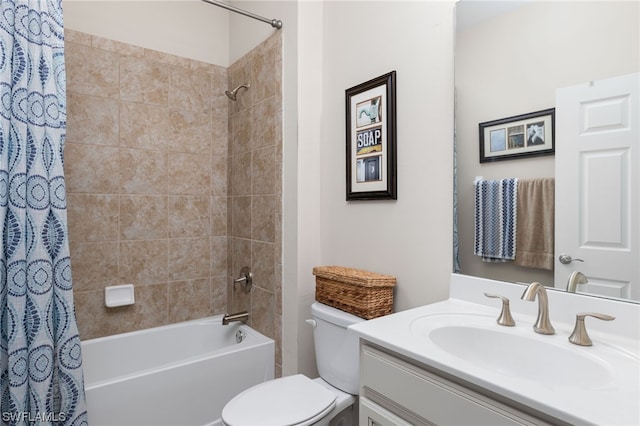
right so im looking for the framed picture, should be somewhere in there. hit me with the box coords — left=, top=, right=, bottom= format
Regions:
left=346, top=71, right=397, bottom=200
left=479, top=108, right=555, bottom=163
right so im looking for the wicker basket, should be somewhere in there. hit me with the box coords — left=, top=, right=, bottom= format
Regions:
left=312, top=266, right=396, bottom=319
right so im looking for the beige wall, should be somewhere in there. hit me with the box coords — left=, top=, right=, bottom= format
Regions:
left=318, top=1, right=455, bottom=311
left=455, top=1, right=640, bottom=285
left=63, top=1, right=231, bottom=65
left=65, top=29, right=230, bottom=339
left=65, top=29, right=283, bottom=375
left=293, top=0, right=456, bottom=378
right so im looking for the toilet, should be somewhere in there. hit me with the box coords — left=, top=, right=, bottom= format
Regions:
left=221, top=302, right=365, bottom=426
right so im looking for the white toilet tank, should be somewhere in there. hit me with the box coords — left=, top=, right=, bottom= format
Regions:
left=311, top=302, right=365, bottom=395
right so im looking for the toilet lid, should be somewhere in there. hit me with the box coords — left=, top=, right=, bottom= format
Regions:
left=222, top=374, right=337, bottom=426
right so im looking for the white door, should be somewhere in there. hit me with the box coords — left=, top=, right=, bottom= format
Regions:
left=555, top=73, right=639, bottom=301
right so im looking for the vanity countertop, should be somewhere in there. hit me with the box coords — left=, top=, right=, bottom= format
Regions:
left=349, top=274, right=640, bottom=426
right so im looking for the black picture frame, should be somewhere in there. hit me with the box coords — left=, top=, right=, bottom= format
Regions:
left=345, top=71, right=397, bottom=200
left=479, top=108, right=555, bottom=163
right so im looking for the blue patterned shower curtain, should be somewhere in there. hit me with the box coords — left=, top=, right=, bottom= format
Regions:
left=0, top=1, right=87, bottom=425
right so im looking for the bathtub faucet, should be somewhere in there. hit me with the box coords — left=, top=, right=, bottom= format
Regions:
left=222, top=311, right=249, bottom=325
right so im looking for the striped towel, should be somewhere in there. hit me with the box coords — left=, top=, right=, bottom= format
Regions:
left=474, top=178, right=518, bottom=262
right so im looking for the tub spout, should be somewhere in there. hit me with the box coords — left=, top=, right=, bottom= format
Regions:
left=222, top=311, right=249, bottom=325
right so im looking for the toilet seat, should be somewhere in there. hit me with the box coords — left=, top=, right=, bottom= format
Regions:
left=221, top=374, right=337, bottom=426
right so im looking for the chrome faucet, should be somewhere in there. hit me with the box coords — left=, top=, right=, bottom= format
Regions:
left=222, top=311, right=249, bottom=325
left=566, top=271, right=588, bottom=293
left=521, top=282, right=555, bottom=335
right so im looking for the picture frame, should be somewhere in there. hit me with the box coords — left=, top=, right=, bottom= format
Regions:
left=479, top=108, right=555, bottom=163
left=345, top=71, right=397, bottom=200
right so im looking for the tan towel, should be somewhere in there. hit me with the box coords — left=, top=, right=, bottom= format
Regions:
left=514, top=178, right=555, bottom=270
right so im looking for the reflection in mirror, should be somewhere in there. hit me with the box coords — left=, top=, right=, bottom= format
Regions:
left=454, top=1, right=639, bottom=302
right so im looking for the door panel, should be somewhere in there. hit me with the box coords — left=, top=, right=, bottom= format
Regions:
left=555, top=73, right=639, bottom=301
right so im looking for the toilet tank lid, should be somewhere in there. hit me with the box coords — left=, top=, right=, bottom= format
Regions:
left=311, top=302, right=365, bottom=327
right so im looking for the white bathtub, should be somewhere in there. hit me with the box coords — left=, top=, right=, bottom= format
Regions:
left=82, top=316, right=274, bottom=426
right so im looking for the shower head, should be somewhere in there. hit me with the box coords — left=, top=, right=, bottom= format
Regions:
left=225, top=84, right=250, bottom=101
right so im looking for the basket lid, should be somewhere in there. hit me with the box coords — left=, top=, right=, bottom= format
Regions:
left=312, top=266, right=396, bottom=287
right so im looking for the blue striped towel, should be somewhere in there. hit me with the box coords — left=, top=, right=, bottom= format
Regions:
left=474, top=178, right=518, bottom=262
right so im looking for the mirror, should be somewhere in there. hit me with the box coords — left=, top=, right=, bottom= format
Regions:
left=454, top=1, right=639, bottom=301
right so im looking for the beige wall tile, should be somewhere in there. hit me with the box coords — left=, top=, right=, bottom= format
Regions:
left=250, top=286, right=275, bottom=339
left=70, top=241, right=119, bottom=292
left=144, top=48, right=191, bottom=69
left=252, top=195, right=276, bottom=243
left=212, top=71, right=230, bottom=117
left=252, top=146, right=276, bottom=195
left=251, top=97, right=278, bottom=150
left=210, top=236, right=228, bottom=277
left=210, top=196, right=227, bottom=236
left=65, top=143, right=120, bottom=194
left=253, top=46, right=279, bottom=104
left=211, top=155, right=228, bottom=196
left=65, top=29, right=91, bottom=46
left=169, top=66, right=212, bottom=112
left=92, top=36, right=145, bottom=57
left=228, top=56, right=253, bottom=114
left=230, top=196, right=251, bottom=239
left=229, top=111, right=252, bottom=155
left=118, top=284, right=168, bottom=333
left=169, top=152, right=210, bottom=196
left=229, top=237, right=251, bottom=281
left=67, top=194, right=119, bottom=243
left=169, top=109, right=212, bottom=155
left=252, top=241, right=275, bottom=293
left=65, top=42, right=119, bottom=98
left=229, top=152, right=251, bottom=196
left=74, top=290, right=123, bottom=340
left=168, top=196, right=210, bottom=238
left=168, top=237, right=210, bottom=281
left=120, top=102, right=170, bottom=151
left=168, top=278, right=211, bottom=323
left=210, top=275, right=227, bottom=315
left=274, top=213, right=283, bottom=266
left=120, top=56, right=168, bottom=106
left=229, top=276, right=251, bottom=313
left=274, top=265, right=283, bottom=314
left=211, top=114, right=228, bottom=156
left=120, top=195, right=168, bottom=240
left=274, top=311, right=282, bottom=377
left=120, top=148, right=167, bottom=195
left=66, top=93, right=119, bottom=146
left=119, top=240, right=169, bottom=285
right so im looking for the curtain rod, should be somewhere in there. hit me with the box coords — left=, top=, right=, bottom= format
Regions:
left=201, top=0, right=283, bottom=29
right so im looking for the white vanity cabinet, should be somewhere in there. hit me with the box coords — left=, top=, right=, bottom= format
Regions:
left=359, top=344, right=556, bottom=426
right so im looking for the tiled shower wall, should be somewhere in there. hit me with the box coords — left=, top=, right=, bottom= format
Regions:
left=64, top=29, right=282, bottom=371
left=226, top=34, right=283, bottom=375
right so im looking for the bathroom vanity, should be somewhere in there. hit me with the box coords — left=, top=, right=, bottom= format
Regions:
left=349, top=274, right=640, bottom=426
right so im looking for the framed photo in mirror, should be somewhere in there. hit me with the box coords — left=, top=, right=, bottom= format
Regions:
left=345, top=71, right=397, bottom=200
left=479, top=108, right=555, bottom=163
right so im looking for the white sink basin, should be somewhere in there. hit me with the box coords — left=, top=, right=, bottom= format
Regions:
left=410, top=313, right=635, bottom=390
left=429, top=324, right=613, bottom=388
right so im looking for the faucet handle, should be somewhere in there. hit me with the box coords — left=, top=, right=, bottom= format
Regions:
left=569, top=312, right=615, bottom=346
left=233, top=266, right=253, bottom=293
left=483, top=293, right=515, bottom=326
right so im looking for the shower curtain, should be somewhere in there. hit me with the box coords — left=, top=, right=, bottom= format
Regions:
left=0, top=1, right=87, bottom=424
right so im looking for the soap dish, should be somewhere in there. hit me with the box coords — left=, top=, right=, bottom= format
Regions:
left=104, top=284, right=135, bottom=307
